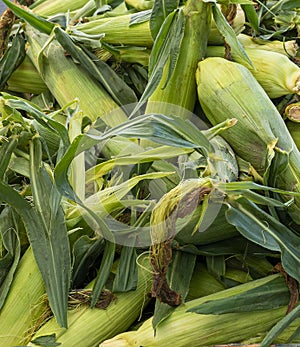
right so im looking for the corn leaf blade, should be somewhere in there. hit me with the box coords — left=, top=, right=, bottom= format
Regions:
left=91, top=240, right=115, bottom=307
left=241, top=3, right=260, bottom=34
left=4, top=97, right=70, bottom=151
left=71, top=236, right=105, bottom=288
left=150, top=0, right=179, bottom=39
left=0, top=178, right=70, bottom=327
left=131, top=10, right=184, bottom=115
left=0, top=34, right=25, bottom=90
left=0, top=136, right=18, bottom=180
left=212, top=3, right=253, bottom=69
left=226, top=198, right=300, bottom=282
left=112, top=246, right=138, bottom=292
left=0, top=208, right=21, bottom=310
left=188, top=275, right=289, bottom=314
left=261, top=305, right=300, bottom=347
left=29, top=137, right=71, bottom=328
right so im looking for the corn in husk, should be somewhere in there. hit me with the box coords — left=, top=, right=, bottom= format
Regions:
left=74, top=12, right=153, bottom=47
left=100, top=274, right=296, bottom=347
left=0, top=248, right=47, bottom=347
left=75, top=5, right=244, bottom=49
left=237, top=33, right=298, bottom=57
left=27, top=255, right=152, bottom=347
left=6, top=55, right=48, bottom=95
left=196, top=57, right=300, bottom=225
left=96, top=45, right=150, bottom=66
left=25, top=25, right=127, bottom=127
left=32, top=0, right=88, bottom=16
left=145, top=0, right=211, bottom=119
left=206, top=46, right=300, bottom=98
left=125, top=0, right=154, bottom=11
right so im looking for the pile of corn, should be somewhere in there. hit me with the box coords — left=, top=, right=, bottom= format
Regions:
left=1, top=0, right=300, bottom=346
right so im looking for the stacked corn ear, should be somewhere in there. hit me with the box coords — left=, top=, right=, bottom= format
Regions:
left=1, top=0, right=300, bottom=345
left=125, top=0, right=154, bottom=11
left=31, top=0, right=89, bottom=16
left=145, top=0, right=211, bottom=118
left=196, top=57, right=300, bottom=226
left=96, top=46, right=151, bottom=67
left=0, top=248, right=47, bottom=347
left=206, top=46, right=300, bottom=98
left=100, top=274, right=298, bottom=346
left=73, top=12, right=154, bottom=47
left=27, top=255, right=152, bottom=347
left=237, top=33, right=298, bottom=57
left=175, top=203, right=239, bottom=246
left=25, top=25, right=127, bottom=127
left=74, top=4, right=244, bottom=50
left=6, top=55, right=48, bottom=95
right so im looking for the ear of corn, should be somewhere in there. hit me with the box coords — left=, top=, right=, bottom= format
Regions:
left=206, top=46, right=300, bottom=98
left=98, top=44, right=151, bottom=66
left=28, top=254, right=152, bottom=347
left=74, top=5, right=244, bottom=50
left=196, top=57, right=300, bottom=226
left=32, top=0, right=88, bottom=16
left=25, top=25, right=127, bottom=127
left=125, top=0, right=154, bottom=11
left=237, top=33, right=298, bottom=57
left=6, top=55, right=48, bottom=95
left=0, top=248, right=47, bottom=347
left=145, top=0, right=211, bottom=118
left=175, top=204, right=239, bottom=246
left=74, top=12, right=154, bottom=47
left=100, top=274, right=294, bottom=347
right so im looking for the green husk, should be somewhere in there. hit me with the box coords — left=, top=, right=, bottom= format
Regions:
left=74, top=12, right=154, bottom=47
left=206, top=46, right=300, bottom=98
left=25, top=25, right=127, bottom=127
left=32, top=0, right=88, bottom=16
left=125, top=0, right=154, bottom=11
left=6, top=55, right=48, bottom=95
left=75, top=5, right=244, bottom=50
left=237, top=33, right=299, bottom=57
left=98, top=45, right=151, bottom=66
left=145, top=0, right=211, bottom=118
left=208, top=4, right=245, bottom=45
left=196, top=57, right=300, bottom=225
